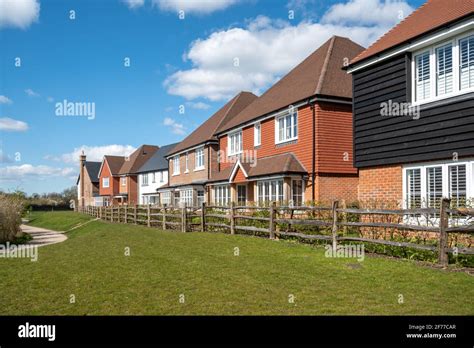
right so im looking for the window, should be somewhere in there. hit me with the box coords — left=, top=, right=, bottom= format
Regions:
left=292, top=180, right=303, bottom=207
left=195, top=147, right=205, bottom=169
left=161, top=192, right=171, bottom=206
left=173, top=192, right=180, bottom=206
left=197, top=190, right=205, bottom=206
left=436, top=43, right=453, bottom=96
left=276, top=111, right=297, bottom=143
left=214, top=185, right=230, bottom=205
left=412, top=32, right=474, bottom=104
left=180, top=189, right=193, bottom=206
left=102, top=177, right=110, bottom=188
left=142, top=174, right=148, bottom=186
left=237, top=185, right=247, bottom=205
left=173, top=156, right=180, bottom=175
left=415, top=51, right=430, bottom=101
left=406, top=169, right=421, bottom=209
left=152, top=172, right=156, bottom=183
left=459, top=35, right=474, bottom=90
left=257, top=180, right=284, bottom=204
left=427, top=166, right=443, bottom=209
left=121, top=177, right=127, bottom=186
left=254, top=123, right=261, bottom=147
left=159, top=171, right=163, bottom=183
left=228, top=131, right=242, bottom=156
left=403, top=160, right=474, bottom=210
left=449, top=164, right=467, bottom=207
left=185, top=152, right=189, bottom=172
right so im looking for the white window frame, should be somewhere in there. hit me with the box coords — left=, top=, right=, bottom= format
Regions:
left=228, top=131, right=243, bottom=156
left=195, top=147, right=205, bottom=170
left=102, top=177, right=110, bottom=188
left=179, top=188, right=193, bottom=207
left=214, top=185, right=231, bottom=206
left=254, top=123, right=261, bottom=147
left=159, top=171, right=164, bottom=183
left=173, top=155, right=180, bottom=175
left=161, top=191, right=171, bottom=206
left=121, top=176, right=127, bottom=186
left=275, top=111, right=297, bottom=144
left=411, top=31, right=474, bottom=105
left=142, top=174, right=148, bottom=186
left=185, top=152, right=189, bottom=173
left=291, top=179, right=305, bottom=206
left=402, top=158, right=474, bottom=209
left=257, top=179, right=284, bottom=204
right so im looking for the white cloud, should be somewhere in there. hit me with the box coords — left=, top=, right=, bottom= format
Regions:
left=0, top=164, right=74, bottom=181
left=122, top=0, right=145, bottom=9
left=45, top=145, right=137, bottom=164
left=186, top=101, right=211, bottom=110
left=152, top=0, right=238, bottom=14
left=0, top=95, right=12, bottom=104
left=47, top=96, right=54, bottom=103
left=163, top=117, right=186, bottom=135
left=0, top=117, right=29, bottom=132
left=165, top=0, right=413, bottom=101
left=0, top=0, right=40, bottom=29
left=25, top=88, right=39, bottom=97
left=0, top=150, right=14, bottom=163
left=321, top=0, right=413, bottom=27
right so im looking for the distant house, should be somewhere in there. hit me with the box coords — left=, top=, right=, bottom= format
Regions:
left=98, top=145, right=159, bottom=205
left=77, top=152, right=102, bottom=207
left=211, top=36, right=365, bottom=205
left=136, top=143, right=178, bottom=205
left=160, top=92, right=257, bottom=207
left=347, top=0, right=474, bottom=208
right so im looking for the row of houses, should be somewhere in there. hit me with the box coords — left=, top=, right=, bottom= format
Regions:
left=77, top=0, right=474, bottom=209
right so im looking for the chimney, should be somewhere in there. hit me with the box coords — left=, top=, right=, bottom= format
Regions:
left=80, top=151, right=86, bottom=207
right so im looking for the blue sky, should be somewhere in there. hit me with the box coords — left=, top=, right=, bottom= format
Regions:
left=0, top=0, right=424, bottom=194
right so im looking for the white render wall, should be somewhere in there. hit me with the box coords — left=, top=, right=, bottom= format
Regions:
left=138, top=170, right=169, bottom=205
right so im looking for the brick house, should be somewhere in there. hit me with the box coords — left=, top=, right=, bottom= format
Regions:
left=159, top=92, right=257, bottom=206
left=347, top=0, right=474, bottom=208
left=76, top=152, right=102, bottom=207
left=209, top=36, right=365, bottom=205
left=98, top=145, right=159, bottom=205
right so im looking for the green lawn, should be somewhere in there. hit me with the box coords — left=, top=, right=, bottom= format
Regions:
left=1, top=211, right=473, bottom=315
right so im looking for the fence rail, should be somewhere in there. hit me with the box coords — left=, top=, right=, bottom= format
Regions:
left=78, top=198, right=474, bottom=266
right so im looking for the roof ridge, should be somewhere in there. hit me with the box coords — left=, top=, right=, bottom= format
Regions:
left=213, top=93, right=242, bottom=133
left=315, top=36, right=336, bottom=95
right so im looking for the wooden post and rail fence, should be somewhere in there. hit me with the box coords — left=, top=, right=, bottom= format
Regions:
left=77, top=198, right=474, bottom=266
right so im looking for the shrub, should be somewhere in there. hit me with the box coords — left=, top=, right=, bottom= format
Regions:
left=0, top=194, right=25, bottom=243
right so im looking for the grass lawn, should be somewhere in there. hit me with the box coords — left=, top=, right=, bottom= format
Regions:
left=1, top=211, right=473, bottom=315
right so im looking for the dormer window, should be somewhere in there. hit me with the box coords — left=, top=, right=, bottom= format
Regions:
left=412, top=32, right=474, bottom=104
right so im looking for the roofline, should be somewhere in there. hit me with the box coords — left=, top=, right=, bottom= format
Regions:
left=165, top=140, right=218, bottom=158
left=347, top=15, right=474, bottom=73
left=216, top=94, right=352, bottom=137
left=228, top=159, right=249, bottom=183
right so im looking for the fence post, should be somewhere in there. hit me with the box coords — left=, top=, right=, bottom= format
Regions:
left=269, top=201, right=276, bottom=239
left=341, top=199, right=347, bottom=236
left=230, top=201, right=235, bottom=235
left=201, top=202, right=206, bottom=232
left=147, top=204, right=151, bottom=227
left=134, top=205, right=137, bottom=225
left=331, top=201, right=339, bottom=252
left=181, top=205, right=187, bottom=233
left=438, top=198, right=450, bottom=266
left=124, top=205, right=128, bottom=224
left=162, top=206, right=167, bottom=230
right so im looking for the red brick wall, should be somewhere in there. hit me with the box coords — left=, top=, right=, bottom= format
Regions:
left=99, top=161, right=114, bottom=196
left=358, top=165, right=403, bottom=206
left=316, top=175, right=359, bottom=203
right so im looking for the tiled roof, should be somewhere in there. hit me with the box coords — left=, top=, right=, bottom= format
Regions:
left=119, top=145, right=159, bottom=175
left=167, top=92, right=257, bottom=156
left=76, top=161, right=101, bottom=184
left=136, top=143, right=178, bottom=173
left=350, top=0, right=474, bottom=65
left=217, top=36, right=365, bottom=134
left=104, top=155, right=126, bottom=175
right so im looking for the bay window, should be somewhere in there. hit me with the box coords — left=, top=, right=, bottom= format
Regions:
left=292, top=179, right=304, bottom=206
left=180, top=189, right=193, bottom=206
left=214, top=185, right=230, bottom=205
left=257, top=180, right=284, bottom=204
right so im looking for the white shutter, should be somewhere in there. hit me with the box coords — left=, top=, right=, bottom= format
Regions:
left=460, top=35, right=474, bottom=90
left=427, top=167, right=443, bottom=208
left=436, top=43, right=453, bottom=96
left=449, top=165, right=467, bottom=207
left=407, top=169, right=421, bottom=209
left=416, top=51, right=431, bottom=100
